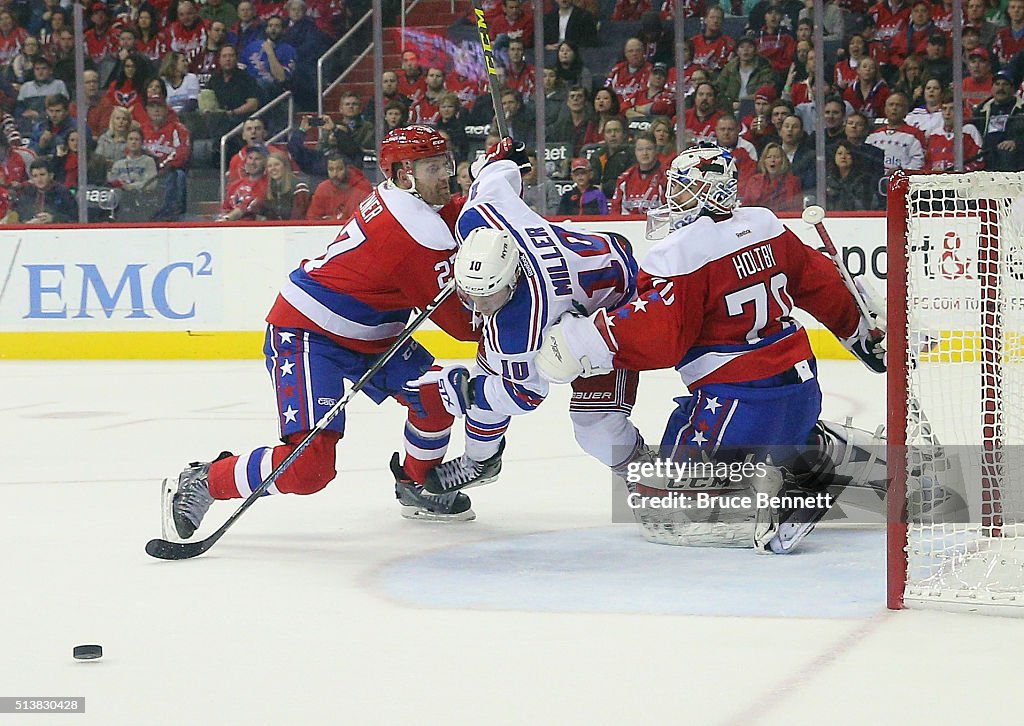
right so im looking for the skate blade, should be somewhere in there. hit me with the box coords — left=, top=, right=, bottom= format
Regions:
left=159, top=476, right=183, bottom=543
left=399, top=505, right=476, bottom=522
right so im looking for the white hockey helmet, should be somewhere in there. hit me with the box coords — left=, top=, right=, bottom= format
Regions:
left=647, top=143, right=739, bottom=238
left=455, top=227, right=521, bottom=316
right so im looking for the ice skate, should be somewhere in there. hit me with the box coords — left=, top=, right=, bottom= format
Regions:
left=391, top=453, right=475, bottom=522
left=161, top=452, right=231, bottom=540
left=422, top=439, right=505, bottom=495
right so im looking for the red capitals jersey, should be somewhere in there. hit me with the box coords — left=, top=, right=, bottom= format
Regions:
left=188, top=46, right=221, bottom=88
left=610, top=163, right=666, bottom=215
left=0, top=147, right=27, bottom=187
left=306, top=174, right=374, bottom=220
left=691, top=33, right=735, bottom=73
left=868, top=0, right=911, bottom=45
left=308, top=0, right=349, bottom=37
left=659, top=0, right=704, bottom=21
left=993, top=27, right=1024, bottom=66
left=490, top=10, right=534, bottom=46
left=138, top=33, right=169, bottom=62
left=594, top=207, right=860, bottom=387
left=223, top=174, right=269, bottom=217
left=266, top=183, right=478, bottom=354
left=84, top=26, right=117, bottom=63
left=505, top=62, right=536, bottom=104
left=756, top=29, right=796, bottom=72
left=142, top=118, right=191, bottom=169
left=926, top=128, right=983, bottom=171
left=398, top=70, right=427, bottom=106
left=843, top=79, right=891, bottom=120
left=605, top=62, right=651, bottom=105
left=165, top=19, right=208, bottom=55
left=228, top=143, right=296, bottom=183
left=409, top=96, right=440, bottom=124
left=611, top=0, right=652, bottom=20
left=445, top=76, right=482, bottom=110
left=684, top=107, right=723, bottom=143
left=0, top=27, right=28, bottom=65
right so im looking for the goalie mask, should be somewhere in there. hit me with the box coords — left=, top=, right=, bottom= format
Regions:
left=454, top=228, right=521, bottom=316
left=647, top=144, right=739, bottom=239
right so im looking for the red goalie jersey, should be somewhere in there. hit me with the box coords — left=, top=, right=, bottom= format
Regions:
left=595, top=207, right=861, bottom=386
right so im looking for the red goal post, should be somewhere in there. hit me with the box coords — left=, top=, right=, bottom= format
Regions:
left=887, top=170, right=1024, bottom=615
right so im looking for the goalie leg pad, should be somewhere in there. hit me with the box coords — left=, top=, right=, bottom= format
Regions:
left=798, top=418, right=888, bottom=494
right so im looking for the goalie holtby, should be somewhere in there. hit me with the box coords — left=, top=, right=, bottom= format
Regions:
left=535, top=143, right=890, bottom=554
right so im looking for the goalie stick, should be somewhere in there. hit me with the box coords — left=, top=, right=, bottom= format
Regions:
left=145, top=280, right=456, bottom=561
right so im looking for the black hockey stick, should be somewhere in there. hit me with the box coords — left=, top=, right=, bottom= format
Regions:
left=471, top=0, right=509, bottom=139
left=145, top=281, right=456, bottom=561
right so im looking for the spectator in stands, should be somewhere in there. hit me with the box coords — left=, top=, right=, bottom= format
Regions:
left=740, top=141, right=802, bottom=211
left=553, top=41, right=593, bottom=91
left=926, top=91, right=984, bottom=172
left=542, top=66, right=569, bottom=123
left=491, top=0, right=534, bottom=49
left=16, top=158, right=77, bottom=223
left=306, top=152, right=372, bottom=220
left=383, top=100, right=409, bottom=132
left=104, top=52, right=152, bottom=117
left=906, top=77, right=944, bottom=135
left=9, top=35, right=44, bottom=86
left=778, top=113, right=816, bottom=189
left=327, top=92, right=374, bottom=163
left=586, top=116, right=632, bottom=198
left=888, top=0, right=939, bottom=67
left=866, top=91, right=926, bottom=176
left=821, top=97, right=848, bottom=147
left=742, top=85, right=778, bottom=148
left=259, top=151, right=310, bottom=220
left=0, top=133, right=27, bottom=189
left=142, top=97, right=191, bottom=220
left=522, top=147, right=561, bottom=214
left=366, top=70, right=413, bottom=123
left=0, top=11, right=28, bottom=68
left=826, top=140, right=880, bottom=210
left=410, top=67, right=446, bottom=124
left=843, top=56, right=890, bottom=120
left=842, top=110, right=886, bottom=181
left=966, top=0, right=999, bottom=50
left=228, top=116, right=291, bottom=181
left=612, top=0, right=652, bottom=21
left=963, top=49, right=995, bottom=114
left=17, top=58, right=67, bottom=127
left=756, top=6, right=796, bottom=83
left=606, top=38, right=651, bottom=108
left=691, top=6, right=735, bottom=75
left=51, top=28, right=90, bottom=95
left=29, top=93, right=73, bottom=156
left=593, top=87, right=623, bottom=130
left=136, top=9, right=168, bottom=63
left=432, top=92, right=469, bottom=162
left=189, top=21, right=228, bottom=90
left=111, top=26, right=144, bottom=80
left=167, top=1, right=210, bottom=57
left=785, top=48, right=830, bottom=132
left=798, top=0, right=844, bottom=41
left=920, top=34, right=952, bottom=89
left=717, top=37, right=774, bottom=113
left=974, top=70, right=1024, bottom=172
left=623, top=63, right=672, bottom=119
left=84, top=3, right=117, bottom=68
left=994, top=0, right=1024, bottom=67
left=283, top=0, right=329, bottom=110
left=637, top=10, right=673, bottom=66
left=504, top=39, right=536, bottom=104
left=107, top=128, right=159, bottom=220
left=94, top=106, right=133, bottom=181
left=550, top=85, right=600, bottom=155
left=452, top=160, right=472, bottom=206
left=162, top=52, right=201, bottom=114
left=202, top=45, right=261, bottom=138
left=397, top=50, right=426, bottom=104
left=242, top=15, right=296, bottom=102
left=220, top=144, right=268, bottom=220
left=610, top=132, right=666, bottom=215
left=497, top=88, right=535, bottom=143
left=543, top=0, right=599, bottom=50
left=715, top=113, right=759, bottom=181
left=892, top=54, right=926, bottom=105
left=649, top=115, right=677, bottom=164
left=685, top=82, right=723, bottom=143
left=834, top=34, right=869, bottom=90
left=80, top=69, right=111, bottom=139
left=202, top=0, right=237, bottom=27
left=233, top=2, right=264, bottom=54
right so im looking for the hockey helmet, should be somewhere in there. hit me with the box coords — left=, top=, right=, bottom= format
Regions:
left=647, top=143, right=738, bottom=238
left=378, top=125, right=454, bottom=181
left=454, top=227, right=521, bottom=316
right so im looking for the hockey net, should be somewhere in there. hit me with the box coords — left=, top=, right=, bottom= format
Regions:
left=888, top=171, right=1024, bottom=615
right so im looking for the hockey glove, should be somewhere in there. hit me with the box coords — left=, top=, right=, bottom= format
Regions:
left=843, top=317, right=887, bottom=374
left=535, top=311, right=615, bottom=384
left=404, top=365, right=475, bottom=418
left=470, top=137, right=531, bottom=180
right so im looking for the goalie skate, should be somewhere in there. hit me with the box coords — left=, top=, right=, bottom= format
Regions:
left=422, top=439, right=505, bottom=495
left=391, top=453, right=475, bottom=522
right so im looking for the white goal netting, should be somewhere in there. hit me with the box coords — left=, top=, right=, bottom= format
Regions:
left=895, top=172, right=1024, bottom=614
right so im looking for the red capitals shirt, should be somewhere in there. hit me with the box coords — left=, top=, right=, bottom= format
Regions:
left=223, top=174, right=269, bottom=217
left=594, top=207, right=860, bottom=387
left=490, top=10, right=534, bottom=46
left=84, top=26, right=117, bottom=63
left=306, top=172, right=374, bottom=220
left=505, top=62, right=536, bottom=104
left=610, top=162, right=667, bottom=215
left=843, top=79, right=891, bottom=120
left=756, top=29, right=796, bottom=73
left=605, top=61, right=651, bottom=105
left=993, top=26, right=1024, bottom=66
left=165, top=19, right=209, bottom=55
left=691, top=33, right=735, bottom=73
left=0, top=27, right=28, bottom=65
left=684, top=107, right=723, bottom=143
left=926, top=128, right=983, bottom=171
left=142, top=118, right=191, bottom=169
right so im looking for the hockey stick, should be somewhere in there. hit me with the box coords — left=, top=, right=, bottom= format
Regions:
left=145, top=280, right=456, bottom=561
left=471, top=0, right=509, bottom=139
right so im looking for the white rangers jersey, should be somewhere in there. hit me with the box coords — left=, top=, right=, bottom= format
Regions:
left=456, top=160, right=638, bottom=417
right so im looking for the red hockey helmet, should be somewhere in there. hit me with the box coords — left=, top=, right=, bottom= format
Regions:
left=378, top=125, right=452, bottom=180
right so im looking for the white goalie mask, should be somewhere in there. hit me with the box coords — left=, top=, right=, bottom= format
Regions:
left=455, top=227, right=521, bottom=316
left=646, top=144, right=739, bottom=239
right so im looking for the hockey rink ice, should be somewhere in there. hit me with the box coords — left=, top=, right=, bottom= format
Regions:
left=3, top=358, right=1024, bottom=725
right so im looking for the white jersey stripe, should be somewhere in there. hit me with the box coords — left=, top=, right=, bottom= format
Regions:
left=279, top=278, right=408, bottom=341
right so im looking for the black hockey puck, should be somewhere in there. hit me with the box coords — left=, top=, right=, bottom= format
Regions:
left=73, top=644, right=102, bottom=660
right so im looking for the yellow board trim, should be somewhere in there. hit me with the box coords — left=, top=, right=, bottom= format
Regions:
left=0, top=329, right=854, bottom=361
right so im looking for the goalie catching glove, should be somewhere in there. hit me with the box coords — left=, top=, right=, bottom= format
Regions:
left=535, top=311, right=617, bottom=384
left=404, top=365, right=476, bottom=417
left=470, top=137, right=531, bottom=180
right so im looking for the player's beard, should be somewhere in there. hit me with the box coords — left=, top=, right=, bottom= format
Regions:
left=418, top=180, right=452, bottom=208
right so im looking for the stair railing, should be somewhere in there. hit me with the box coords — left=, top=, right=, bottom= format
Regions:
left=219, top=90, right=295, bottom=202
